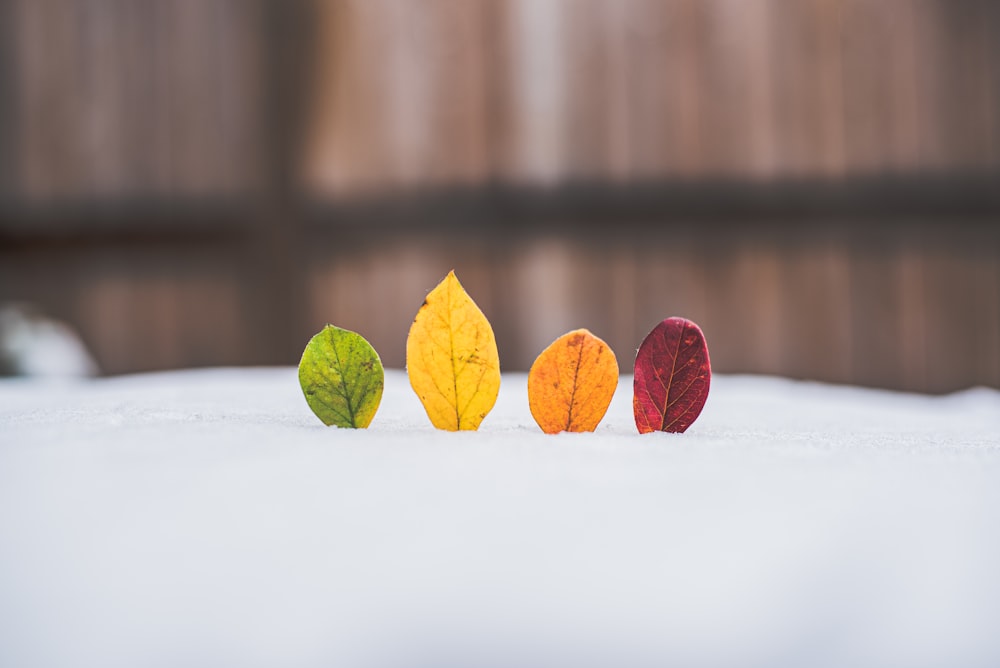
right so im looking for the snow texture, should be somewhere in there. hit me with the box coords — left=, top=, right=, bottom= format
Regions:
left=1, top=368, right=999, bottom=668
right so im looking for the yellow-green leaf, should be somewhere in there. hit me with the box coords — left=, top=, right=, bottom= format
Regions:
left=406, top=270, right=500, bottom=431
left=299, top=325, right=384, bottom=428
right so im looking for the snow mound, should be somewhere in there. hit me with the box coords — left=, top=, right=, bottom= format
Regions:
left=2, top=369, right=999, bottom=668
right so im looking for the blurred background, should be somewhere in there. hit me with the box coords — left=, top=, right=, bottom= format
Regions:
left=0, top=0, right=998, bottom=392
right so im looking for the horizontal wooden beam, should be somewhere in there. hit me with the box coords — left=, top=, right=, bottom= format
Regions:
left=301, top=173, right=1000, bottom=231
left=2, top=172, right=999, bottom=244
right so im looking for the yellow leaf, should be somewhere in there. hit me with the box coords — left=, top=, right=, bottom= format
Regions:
left=406, top=270, right=501, bottom=431
left=527, top=329, right=619, bottom=434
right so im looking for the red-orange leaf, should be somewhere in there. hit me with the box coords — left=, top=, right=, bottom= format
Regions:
left=528, top=329, right=619, bottom=434
left=633, top=317, right=711, bottom=434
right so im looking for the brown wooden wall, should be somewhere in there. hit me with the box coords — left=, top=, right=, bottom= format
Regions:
left=1, top=0, right=999, bottom=393
left=305, top=0, right=1000, bottom=190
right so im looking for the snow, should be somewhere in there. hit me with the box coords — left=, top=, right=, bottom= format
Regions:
left=0, top=304, right=98, bottom=378
left=1, top=368, right=999, bottom=668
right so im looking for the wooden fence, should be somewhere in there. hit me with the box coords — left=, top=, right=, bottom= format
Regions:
left=1, top=0, right=998, bottom=392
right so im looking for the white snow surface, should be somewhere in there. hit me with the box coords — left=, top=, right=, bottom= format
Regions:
left=1, top=368, right=999, bottom=668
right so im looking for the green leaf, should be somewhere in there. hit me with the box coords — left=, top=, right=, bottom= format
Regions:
left=299, top=325, right=384, bottom=428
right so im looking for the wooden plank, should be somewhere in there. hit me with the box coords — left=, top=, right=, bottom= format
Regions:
left=659, top=0, right=704, bottom=176
left=606, top=242, right=640, bottom=359
left=305, top=0, right=492, bottom=195
left=920, top=237, right=991, bottom=392
left=927, top=0, right=995, bottom=170
left=698, top=235, right=784, bottom=375
left=0, top=0, right=15, bottom=199
left=989, top=1, right=1000, bottom=165
left=911, top=0, right=962, bottom=170
left=162, top=0, right=220, bottom=195
left=117, top=0, right=162, bottom=195
left=632, top=232, right=712, bottom=366
left=778, top=235, right=853, bottom=383
left=561, top=0, right=613, bottom=180
left=849, top=236, right=907, bottom=389
left=977, top=243, right=1000, bottom=388
left=897, top=240, right=928, bottom=392
left=841, top=0, right=921, bottom=172
left=14, top=0, right=72, bottom=198
left=618, top=0, right=695, bottom=178
left=78, top=268, right=134, bottom=373
left=497, top=235, right=579, bottom=367
left=214, top=0, right=266, bottom=195
left=767, top=0, right=845, bottom=177
left=696, top=0, right=775, bottom=178
left=564, top=240, right=626, bottom=360
left=494, top=0, right=570, bottom=184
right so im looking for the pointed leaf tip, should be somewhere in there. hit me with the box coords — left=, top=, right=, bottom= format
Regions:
left=633, top=317, right=711, bottom=434
left=406, top=271, right=501, bottom=431
left=528, top=329, right=619, bottom=434
left=299, top=325, right=384, bottom=428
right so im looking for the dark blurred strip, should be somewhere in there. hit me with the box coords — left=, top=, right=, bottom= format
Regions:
left=299, top=173, right=1000, bottom=232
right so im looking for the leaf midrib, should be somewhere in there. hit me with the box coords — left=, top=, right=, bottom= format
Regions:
left=565, top=337, right=586, bottom=431
left=659, top=323, right=685, bottom=431
left=447, top=277, right=461, bottom=429
left=328, top=330, right=357, bottom=427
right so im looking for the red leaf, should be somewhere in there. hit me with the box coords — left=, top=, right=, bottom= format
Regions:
left=633, top=317, right=711, bottom=434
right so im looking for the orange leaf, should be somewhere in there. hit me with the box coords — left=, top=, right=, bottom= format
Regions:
left=527, top=329, right=619, bottom=434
